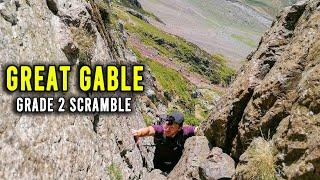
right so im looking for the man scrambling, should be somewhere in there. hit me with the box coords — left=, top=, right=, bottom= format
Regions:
left=132, top=111, right=197, bottom=173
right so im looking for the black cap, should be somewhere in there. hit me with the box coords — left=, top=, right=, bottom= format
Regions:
left=167, top=111, right=184, bottom=125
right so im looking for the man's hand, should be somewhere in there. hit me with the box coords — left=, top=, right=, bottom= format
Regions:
left=131, top=126, right=156, bottom=144
left=131, top=129, right=140, bottom=144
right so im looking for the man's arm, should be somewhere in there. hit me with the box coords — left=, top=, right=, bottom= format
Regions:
left=132, top=126, right=156, bottom=137
left=132, top=126, right=156, bottom=144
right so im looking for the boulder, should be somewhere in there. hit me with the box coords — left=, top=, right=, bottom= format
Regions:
left=126, top=9, right=149, bottom=23
left=199, top=148, right=235, bottom=180
left=168, top=136, right=235, bottom=180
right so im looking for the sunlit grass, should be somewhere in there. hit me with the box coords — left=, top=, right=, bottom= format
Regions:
left=231, top=34, right=257, bottom=48
left=236, top=138, right=277, bottom=180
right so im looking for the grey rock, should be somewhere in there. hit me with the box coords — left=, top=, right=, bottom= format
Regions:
left=126, top=8, right=149, bottom=23
left=124, top=0, right=142, bottom=9
left=199, top=148, right=235, bottom=180
left=146, top=89, right=156, bottom=100
left=142, top=169, right=167, bottom=180
left=168, top=136, right=210, bottom=179
left=0, top=0, right=153, bottom=179
left=0, top=1, right=18, bottom=25
left=168, top=136, right=235, bottom=180
left=192, top=90, right=202, bottom=98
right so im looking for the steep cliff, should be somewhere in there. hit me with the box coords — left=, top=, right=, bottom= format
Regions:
left=201, top=0, right=320, bottom=178
left=0, top=0, right=153, bottom=179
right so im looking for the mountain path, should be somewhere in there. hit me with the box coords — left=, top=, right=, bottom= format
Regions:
left=129, top=35, right=224, bottom=92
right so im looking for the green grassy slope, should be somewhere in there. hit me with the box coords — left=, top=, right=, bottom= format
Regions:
left=113, top=6, right=234, bottom=85
left=133, top=48, right=200, bottom=125
left=110, top=4, right=232, bottom=125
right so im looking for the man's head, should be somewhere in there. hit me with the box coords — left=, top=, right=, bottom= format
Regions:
left=163, top=111, right=184, bottom=137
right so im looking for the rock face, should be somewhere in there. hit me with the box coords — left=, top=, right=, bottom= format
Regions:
left=126, top=0, right=142, bottom=8
left=142, top=169, right=167, bottom=180
left=168, top=136, right=235, bottom=180
left=0, top=0, right=153, bottom=179
left=119, top=0, right=142, bottom=9
left=201, top=0, right=320, bottom=178
left=199, top=147, right=236, bottom=180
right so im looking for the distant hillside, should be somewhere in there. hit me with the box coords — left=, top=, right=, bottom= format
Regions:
left=138, top=0, right=297, bottom=68
left=241, top=0, right=299, bottom=17
left=138, top=0, right=272, bottom=68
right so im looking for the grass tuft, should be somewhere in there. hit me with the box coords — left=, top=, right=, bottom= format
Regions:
left=236, top=137, right=277, bottom=180
left=107, top=163, right=123, bottom=180
left=70, top=27, right=96, bottom=64
left=142, top=113, right=153, bottom=126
